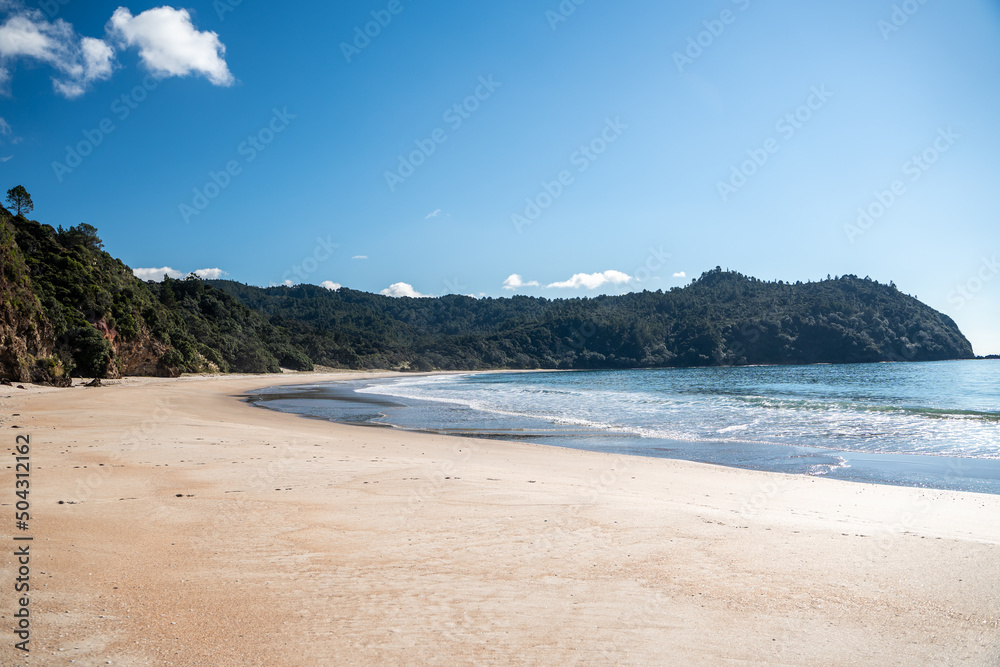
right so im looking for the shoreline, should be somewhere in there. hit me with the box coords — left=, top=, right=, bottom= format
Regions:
left=2, top=372, right=999, bottom=665
left=249, top=369, right=1000, bottom=497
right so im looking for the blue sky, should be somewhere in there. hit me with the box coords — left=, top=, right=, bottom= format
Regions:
left=1, top=0, right=999, bottom=354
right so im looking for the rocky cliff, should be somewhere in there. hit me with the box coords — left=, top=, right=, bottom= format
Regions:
left=1, top=210, right=307, bottom=381
left=0, top=211, right=69, bottom=384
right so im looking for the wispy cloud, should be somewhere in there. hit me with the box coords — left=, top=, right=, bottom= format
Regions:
left=351, top=255, right=368, bottom=260
left=0, top=116, right=18, bottom=161
left=0, top=5, right=234, bottom=97
left=547, top=270, right=632, bottom=290
left=0, top=9, right=114, bottom=97
left=0, top=117, right=10, bottom=162
left=380, top=282, right=430, bottom=298
left=424, top=209, right=442, bottom=219
left=502, top=274, right=539, bottom=290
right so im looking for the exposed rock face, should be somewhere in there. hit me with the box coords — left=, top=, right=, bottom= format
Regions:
left=108, top=327, right=177, bottom=378
left=1, top=212, right=183, bottom=383
left=6, top=212, right=297, bottom=378
left=0, top=213, right=69, bottom=385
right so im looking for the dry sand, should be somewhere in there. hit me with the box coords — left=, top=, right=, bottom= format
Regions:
left=1, top=372, right=998, bottom=666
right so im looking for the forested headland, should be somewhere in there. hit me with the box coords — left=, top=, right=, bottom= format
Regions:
left=0, top=207, right=975, bottom=383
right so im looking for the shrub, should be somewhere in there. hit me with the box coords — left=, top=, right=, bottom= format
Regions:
left=66, top=326, right=112, bottom=377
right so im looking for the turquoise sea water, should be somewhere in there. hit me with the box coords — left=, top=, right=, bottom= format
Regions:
left=248, top=360, right=1000, bottom=495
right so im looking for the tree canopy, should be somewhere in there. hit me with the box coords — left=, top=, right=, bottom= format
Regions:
left=0, top=212, right=976, bottom=380
left=5, top=185, right=33, bottom=217
left=4, top=213, right=311, bottom=378
left=209, top=266, right=974, bottom=371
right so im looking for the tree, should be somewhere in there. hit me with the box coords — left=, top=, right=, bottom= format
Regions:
left=5, top=185, right=33, bottom=217
left=66, top=326, right=112, bottom=378
left=59, top=222, right=103, bottom=251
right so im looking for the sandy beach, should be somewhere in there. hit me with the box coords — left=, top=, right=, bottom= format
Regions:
left=2, top=372, right=998, bottom=666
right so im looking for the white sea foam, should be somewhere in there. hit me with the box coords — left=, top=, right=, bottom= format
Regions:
left=352, top=367, right=1000, bottom=460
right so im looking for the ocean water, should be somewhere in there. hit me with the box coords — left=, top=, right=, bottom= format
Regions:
left=248, top=360, right=1000, bottom=495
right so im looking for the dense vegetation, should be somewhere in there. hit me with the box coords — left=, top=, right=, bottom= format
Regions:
left=2, top=210, right=311, bottom=379
left=210, top=268, right=974, bottom=371
left=0, top=207, right=58, bottom=383
left=0, top=205, right=975, bottom=382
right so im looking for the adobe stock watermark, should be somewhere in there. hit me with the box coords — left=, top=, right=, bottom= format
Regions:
left=633, top=245, right=671, bottom=285
left=511, top=117, right=628, bottom=233
left=717, top=85, right=833, bottom=202
left=673, top=0, right=752, bottom=73
left=551, top=247, right=671, bottom=357
left=214, top=0, right=246, bottom=21
left=442, top=276, right=469, bottom=295
left=718, top=323, right=763, bottom=367
left=531, top=456, right=631, bottom=555
left=179, top=107, right=296, bottom=224
left=843, top=127, right=958, bottom=243
left=864, top=457, right=972, bottom=559
left=70, top=400, right=173, bottom=504
left=860, top=489, right=937, bottom=563
left=878, top=0, right=932, bottom=41
left=384, top=75, right=501, bottom=192
left=340, top=0, right=416, bottom=63
left=546, top=0, right=587, bottom=31
left=281, top=236, right=340, bottom=285
left=737, top=474, right=789, bottom=521
left=51, top=76, right=160, bottom=183
left=948, top=255, right=999, bottom=310
left=404, top=443, right=478, bottom=515
left=246, top=440, right=303, bottom=493
left=38, top=0, right=72, bottom=19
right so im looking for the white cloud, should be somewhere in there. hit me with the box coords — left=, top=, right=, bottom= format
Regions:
left=424, top=209, right=442, bottom=219
left=81, top=36, right=113, bottom=79
left=194, top=267, right=225, bottom=280
left=547, top=270, right=633, bottom=290
left=320, top=281, right=341, bottom=291
left=0, top=5, right=234, bottom=96
left=133, top=266, right=184, bottom=281
left=107, top=7, right=233, bottom=86
left=380, top=282, right=429, bottom=298
left=351, top=255, right=368, bottom=260
left=0, top=9, right=114, bottom=97
left=673, top=271, right=687, bottom=278
left=0, top=155, right=11, bottom=162
left=0, top=117, right=10, bottom=137
left=132, top=266, right=225, bottom=281
left=502, top=274, right=539, bottom=290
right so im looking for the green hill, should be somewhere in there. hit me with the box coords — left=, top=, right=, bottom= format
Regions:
left=0, top=210, right=310, bottom=382
left=0, top=210, right=975, bottom=382
left=210, top=268, right=974, bottom=371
